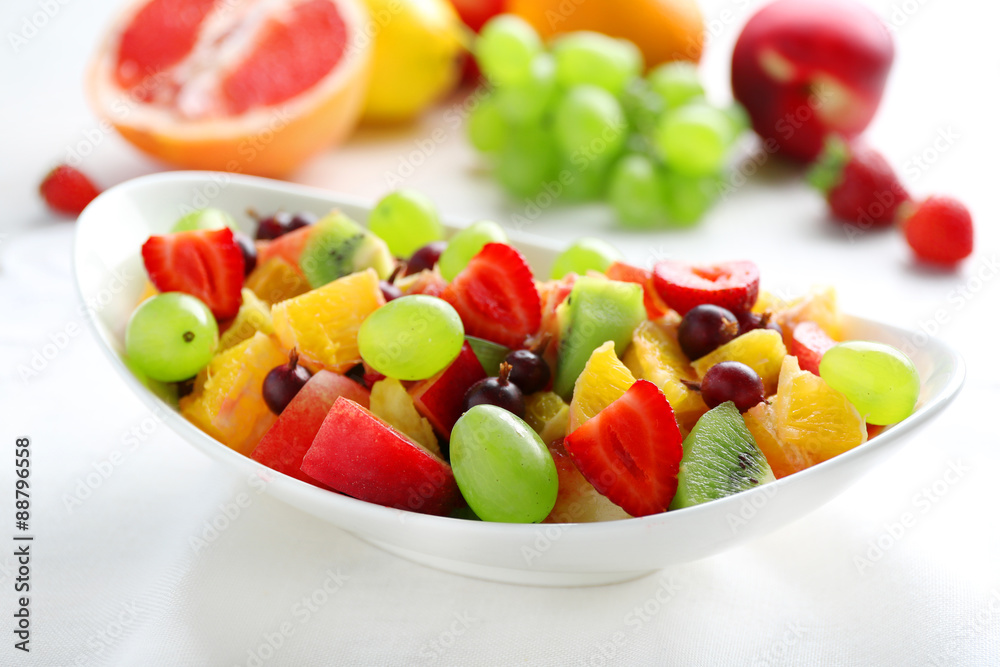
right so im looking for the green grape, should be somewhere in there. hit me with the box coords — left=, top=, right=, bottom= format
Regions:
left=660, top=169, right=721, bottom=227
left=724, top=102, right=751, bottom=139
left=621, top=77, right=666, bottom=137
left=125, top=292, right=218, bottom=383
left=474, top=15, right=542, bottom=87
left=559, top=157, right=609, bottom=203
left=358, top=295, right=464, bottom=381
left=496, top=124, right=558, bottom=200
left=819, top=342, right=920, bottom=426
left=171, top=208, right=235, bottom=232
left=467, top=93, right=506, bottom=153
left=647, top=61, right=705, bottom=110
left=550, top=237, right=623, bottom=279
left=495, top=54, right=557, bottom=125
left=552, top=32, right=643, bottom=96
left=553, top=85, right=627, bottom=165
left=608, top=154, right=663, bottom=229
left=450, top=404, right=558, bottom=523
left=654, top=104, right=733, bottom=177
left=466, top=336, right=510, bottom=377
left=438, top=220, right=508, bottom=281
left=367, top=190, right=444, bottom=258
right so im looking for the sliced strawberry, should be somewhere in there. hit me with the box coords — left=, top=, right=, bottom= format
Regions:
left=142, top=228, right=245, bottom=320
left=789, top=321, right=837, bottom=375
left=652, top=260, right=759, bottom=316
left=39, top=164, right=101, bottom=216
left=564, top=379, right=684, bottom=517
left=442, top=243, right=542, bottom=349
left=605, top=261, right=670, bottom=320
left=256, top=222, right=313, bottom=271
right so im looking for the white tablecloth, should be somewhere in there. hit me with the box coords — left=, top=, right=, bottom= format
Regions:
left=2, top=0, right=999, bottom=664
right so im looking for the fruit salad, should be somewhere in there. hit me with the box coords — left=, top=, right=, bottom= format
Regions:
left=123, top=192, right=922, bottom=523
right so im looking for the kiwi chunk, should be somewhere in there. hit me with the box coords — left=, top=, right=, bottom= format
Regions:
left=298, top=211, right=394, bottom=288
left=670, top=401, right=775, bottom=509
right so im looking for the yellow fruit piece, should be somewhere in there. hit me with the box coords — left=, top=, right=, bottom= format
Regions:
left=752, top=289, right=794, bottom=315
left=771, top=355, right=867, bottom=465
left=246, top=257, right=311, bottom=306
left=524, top=392, right=570, bottom=445
left=691, top=329, right=787, bottom=396
left=569, top=341, right=635, bottom=433
left=219, top=289, right=274, bottom=351
left=370, top=378, right=440, bottom=457
left=623, top=319, right=706, bottom=433
left=136, top=281, right=158, bottom=306
left=509, top=0, right=704, bottom=67
left=271, top=268, right=385, bottom=373
left=776, top=286, right=842, bottom=340
left=180, top=332, right=286, bottom=456
left=744, top=403, right=811, bottom=479
left=361, top=0, right=465, bottom=122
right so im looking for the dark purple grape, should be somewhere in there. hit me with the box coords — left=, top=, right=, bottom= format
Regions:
left=737, top=310, right=781, bottom=335
left=701, top=361, right=765, bottom=412
left=379, top=281, right=402, bottom=302
left=504, top=349, right=550, bottom=394
left=404, top=241, right=447, bottom=276
left=233, top=232, right=257, bottom=276
left=678, top=304, right=740, bottom=360
left=255, top=211, right=316, bottom=241
left=262, top=350, right=313, bottom=414
left=464, top=363, right=525, bottom=417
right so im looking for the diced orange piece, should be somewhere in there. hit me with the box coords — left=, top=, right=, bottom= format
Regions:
left=271, top=268, right=385, bottom=373
left=623, top=318, right=706, bottom=433
left=179, top=332, right=287, bottom=456
left=569, top=341, right=635, bottom=433
left=246, top=257, right=310, bottom=305
left=691, top=329, right=787, bottom=396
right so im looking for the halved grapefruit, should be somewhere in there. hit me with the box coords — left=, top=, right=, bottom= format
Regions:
left=87, top=0, right=372, bottom=177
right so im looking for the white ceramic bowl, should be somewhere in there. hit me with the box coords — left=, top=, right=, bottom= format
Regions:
left=75, top=172, right=966, bottom=586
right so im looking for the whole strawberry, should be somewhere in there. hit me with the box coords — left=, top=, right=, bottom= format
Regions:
left=39, top=164, right=101, bottom=216
left=807, top=138, right=910, bottom=229
left=901, top=196, right=973, bottom=266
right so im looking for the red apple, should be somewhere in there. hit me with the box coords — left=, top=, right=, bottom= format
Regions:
left=731, top=0, right=894, bottom=161
left=409, top=342, right=486, bottom=437
left=251, top=371, right=370, bottom=485
left=301, top=398, right=460, bottom=516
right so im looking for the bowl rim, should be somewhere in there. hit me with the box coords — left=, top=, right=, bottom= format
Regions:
left=73, top=171, right=968, bottom=545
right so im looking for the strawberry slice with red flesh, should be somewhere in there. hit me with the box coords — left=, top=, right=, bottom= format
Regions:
left=605, top=261, right=670, bottom=320
left=789, top=321, right=837, bottom=375
left=442, top=242, right=542, bottom=349
left=564, top=379, right=684, bottom=517
left=142, top=227, right=245, bottom=320
left=652, top=260, right=759, bottom=316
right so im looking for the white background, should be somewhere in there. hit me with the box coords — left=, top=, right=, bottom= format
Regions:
left=2, top=0, right=999, bottom=664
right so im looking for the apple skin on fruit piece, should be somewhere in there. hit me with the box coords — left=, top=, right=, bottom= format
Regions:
left=553, top=276, right=646, bottom=399
left=730, top=0, right=894, bottom=161
left=251, top=371, right=370, bottom=486
left=409, top=341, right=487, bottom=438
left=301, top=397, right=460, bottom=516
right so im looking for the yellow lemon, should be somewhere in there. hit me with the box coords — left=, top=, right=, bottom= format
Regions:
left=362, top=0, right=466, bottom=122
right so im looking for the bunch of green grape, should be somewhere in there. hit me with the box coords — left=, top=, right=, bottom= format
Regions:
left=468, top=15, right=748, bottom=229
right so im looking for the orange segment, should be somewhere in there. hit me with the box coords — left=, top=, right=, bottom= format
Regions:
left=87, top=0, right=373, bottom=177
left=776, top=286, right=842, bottom=341
left=370, top=378, right=440, bottom=458
left=524, top=391, right=570, bottom=445
left=509, top=0, right=705, bottom=66
left=623, top=318, right=706, bottom=433
left=691, top=329, right=787, bottom=396
left=771, top=355, right=867, bottom=465
left=743, top=403, right=810, bottom=479
left=271, top=268, right=384, bottom=373
left=568, top=341, right=635, bottom=433
left=246, top=257, right=311, bottom=306
left=179, top=332, right=287, bottom=456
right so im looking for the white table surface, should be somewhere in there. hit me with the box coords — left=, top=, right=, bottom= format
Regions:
left=2, top=0, right=999, bottom=664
